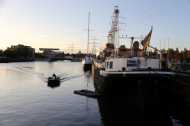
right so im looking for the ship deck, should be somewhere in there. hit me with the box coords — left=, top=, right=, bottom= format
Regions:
left=100, top=70, right=176, bottom=77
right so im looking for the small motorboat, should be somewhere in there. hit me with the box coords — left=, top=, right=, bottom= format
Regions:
left=47, top=74, right=61, bottom=88
left=46, top=73, right=81, bottom=88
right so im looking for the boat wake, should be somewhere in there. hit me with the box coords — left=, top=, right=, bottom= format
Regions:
left=10, top=65, right=83, bottom=84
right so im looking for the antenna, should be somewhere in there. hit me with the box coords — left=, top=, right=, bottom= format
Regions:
left=130, top=37, right=134, bottom=56
left=168, top=38, right=170, bottom=49
left=71, top=42, right=74, bottom=54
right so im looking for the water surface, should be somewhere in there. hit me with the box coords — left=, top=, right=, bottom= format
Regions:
left=0, top=61, right=101, bottom=126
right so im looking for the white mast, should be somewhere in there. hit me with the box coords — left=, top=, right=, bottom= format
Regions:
left=108, top=6, right=120, bottom=48
left=87, top=11, right=91, bottom=54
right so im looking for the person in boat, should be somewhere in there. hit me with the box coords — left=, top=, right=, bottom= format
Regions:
left=52, top=73, right=57, bottom=79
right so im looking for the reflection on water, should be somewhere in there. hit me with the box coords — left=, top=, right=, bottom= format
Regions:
left=0, top=61, right=101, bottom=126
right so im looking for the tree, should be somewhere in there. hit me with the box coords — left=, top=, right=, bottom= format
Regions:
left=4, top=44, right=35, bottom=59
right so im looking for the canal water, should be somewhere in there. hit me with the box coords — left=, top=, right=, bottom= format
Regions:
left=0, top=61, right=186, bottom=126
left=0, top=61, right=101, bottom=126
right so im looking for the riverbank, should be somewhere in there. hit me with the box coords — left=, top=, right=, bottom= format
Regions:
left=0, top=57, right=35, bottom=63
left=0, top=57, right=82, bottom=63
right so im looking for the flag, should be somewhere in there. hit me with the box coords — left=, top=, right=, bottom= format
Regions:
left=141, top=26, right=153, bottom=50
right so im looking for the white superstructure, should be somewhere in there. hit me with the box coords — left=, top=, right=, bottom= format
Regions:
left=105, top=57, right=160, bottom=72
left=100, top=6, right=166, bottom=75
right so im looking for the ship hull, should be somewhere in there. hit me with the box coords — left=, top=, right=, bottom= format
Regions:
left=93, top=62, right=176, bottom=95
left=92, top=63, right=178, bottom=126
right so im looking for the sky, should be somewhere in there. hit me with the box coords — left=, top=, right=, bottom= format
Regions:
left=0, top=0, right=189, bottom=52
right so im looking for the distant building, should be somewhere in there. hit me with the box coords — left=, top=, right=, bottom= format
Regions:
left=39, top=48, right=60, bottom=58
left=39, top=48, right=65, bottom=61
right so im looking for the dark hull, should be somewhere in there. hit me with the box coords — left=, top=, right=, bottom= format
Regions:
left=92, top=63, right=190, bottom=126
left=83, top=64, right=92, bottom=72
left=47, top=79, right=60, bottom=88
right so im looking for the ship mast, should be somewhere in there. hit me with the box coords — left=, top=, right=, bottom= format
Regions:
left=108, top=6, right=120, bottom=48
left=87, top=12, right=91, bottom=54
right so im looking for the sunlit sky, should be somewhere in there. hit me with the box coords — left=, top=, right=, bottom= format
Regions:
left=0, top=0, right=189, bottom=52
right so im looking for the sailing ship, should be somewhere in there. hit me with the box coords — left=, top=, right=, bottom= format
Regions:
left=82, top=12, right=93, bottom=72
left=93, top=5, right=176, bottom=93
left=92, top=6, right=179, bottom=125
